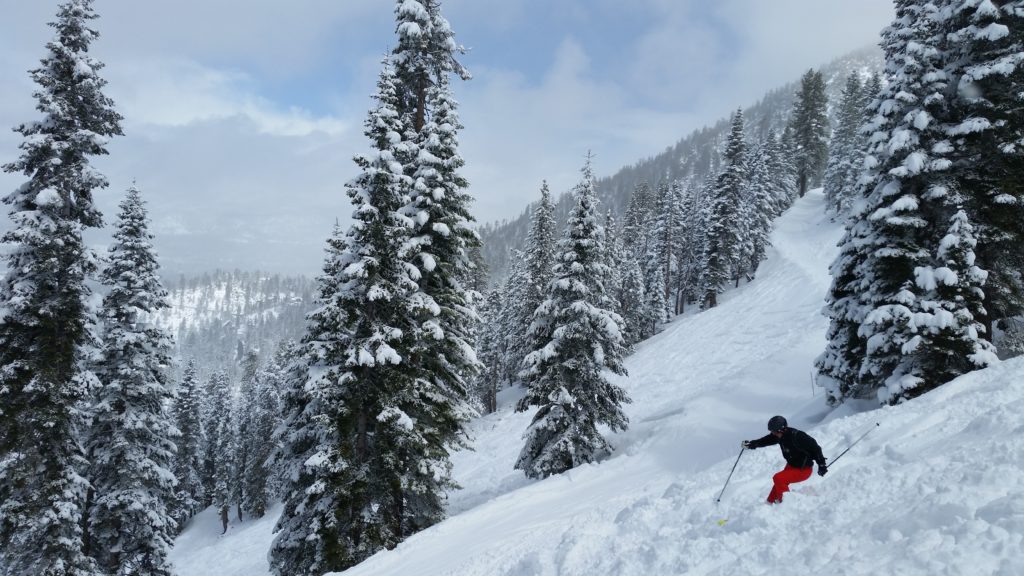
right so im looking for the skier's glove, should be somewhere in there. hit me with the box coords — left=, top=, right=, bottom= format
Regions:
left=818, top=464, right=828, bottom=477
left=741, top=440, right=753, bottom=449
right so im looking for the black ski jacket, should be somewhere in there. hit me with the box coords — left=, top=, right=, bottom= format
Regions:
left=747, top=427, right=826, bottom=469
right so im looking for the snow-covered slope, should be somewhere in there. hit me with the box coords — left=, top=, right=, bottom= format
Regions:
left=172, top=190, right=1024, bottom=576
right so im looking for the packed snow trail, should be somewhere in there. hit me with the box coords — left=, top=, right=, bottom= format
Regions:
left=172, top=190, right=1024, bottom=575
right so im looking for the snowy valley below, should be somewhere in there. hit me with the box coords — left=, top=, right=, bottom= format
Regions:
left=170, top=190, right=1024, bottom=575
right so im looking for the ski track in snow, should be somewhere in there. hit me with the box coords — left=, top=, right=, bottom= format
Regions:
left=173, top=190, right=1024, bottom=576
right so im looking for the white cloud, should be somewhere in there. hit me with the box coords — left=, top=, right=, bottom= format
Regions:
left=109, top=58, right=349, bottom=137
left=457, top=0, right=893, bottom=225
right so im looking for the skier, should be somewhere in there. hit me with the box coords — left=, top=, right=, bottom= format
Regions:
left=742, top=415, right=827, bottom=504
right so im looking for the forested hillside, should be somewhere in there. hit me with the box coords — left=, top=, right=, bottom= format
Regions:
left=156, top=271, right=314, bottom=380
left=478, top=47, right=882, bottom=283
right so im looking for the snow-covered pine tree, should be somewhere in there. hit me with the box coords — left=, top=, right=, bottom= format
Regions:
left=391, top=0, right=470, bottom=134
left=171, top=359, right=205, bottom=529
left=621, top=180, right=654, bottom=261
left=473, top=289, right=505, bottom=413
left=618, top=258, right=648, bottom=346
left=465, top=242, right=490, bottom=293
left=516, top=183, right=558, bottom=388
left=231, top=350, right=259, bottom=522
left=824, top=74, right=867, bottom=215
left=764, top=128, right=798, bottom=214
left=239, top=360, right=281, bottom=519
left=816, top=211, right=873, bottom=403
left=392, top=1, right=479, bottom=534
left=0, top=1, right=122, bottom=573
left=641, top=182, right=674, bottom=331
left=514, top=155, right=630, bottom=479
left=743, top=143, right=776, bottom=278
left=260, top=341, right=296, bottom=499
left=890, top=206, right=998, bottom=402
left=943, top=0, right=1024, bottom=338
left=821, top=0, right=996, bottom=404
left=498, top=249, right=531, bottom=386
left=603, top=211, right=625, bottom=318
left=663, top=181, right=692, bottom=314
left=268, top=271, right=340, bottom=575
left=641, top=262, right=669, bottom=337
left=271, top=60, right=425, bottom=575
left=819, top=0, right=940, bottom=402
left=88, top=185, right=177, bottom=576
left=815, top=75, right=886, bottom=404
left=789, top=68, right=830, bottom=196
left=206, top=370, right=235, bottom=533
left=702, top=109, right=748, bottom=308
left=525, top=182, right=558, bottom=330
left=672, top=182, right=705, bottom=313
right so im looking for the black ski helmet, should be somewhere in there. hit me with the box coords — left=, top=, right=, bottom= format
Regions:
left=768, top=415, right=787, bottom=432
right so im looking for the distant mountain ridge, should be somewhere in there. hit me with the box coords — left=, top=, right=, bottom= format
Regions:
left=478, top=46, right=883, bottom=283
left=153, top=269, right=315, bottom=381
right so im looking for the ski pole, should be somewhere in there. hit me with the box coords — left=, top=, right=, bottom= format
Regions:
left=828, top=422, right=879, bottom=467
left=715, top=447, right=745, bottom=503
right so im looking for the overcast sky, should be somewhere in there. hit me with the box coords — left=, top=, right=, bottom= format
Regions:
left=0, top=0, right=895, bottom=277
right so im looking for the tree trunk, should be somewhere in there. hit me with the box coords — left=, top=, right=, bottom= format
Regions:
left=356, top=409, right=368, bottom=460
left=81, top=483, right=94, bottom=559
left=415, top=81, right=427, bottom=133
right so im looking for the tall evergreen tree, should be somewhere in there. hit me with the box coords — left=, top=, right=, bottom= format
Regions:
left=789, top=68, right=830, bottom=196
left=824, top=74, right=868, bottom=215
left=764, top=128, right=798, bottom=214
left=268, top=257, right=340, bottom=575
left=524, top=182, right=558, bottom=326
left=498, top=250, right=530, bottom=387
left=618, top=258, right=648, bottom=346
left=171, top=359, right=205, bottom=529
left=0, top=1, right=122, bottom=573
left=943, top=0, right=1024, bottom=338
left=515, top=155, right=630, bottom=479
left=672, top=182, right=705, bottom=313
left=239, top=360, right=281, bottom=520
left=743, top=144, right=776, bottom=278
left=271, top=60, right=425, bottom=575
left=621, top=181, right=654, bottom=260
left=662, top=181, right=691, bottom=314
left=473, top=289, right=505, bottom=413
left=207, top=371, right=235, bottom=533
left=392, top=0, right=478, bottom=534
left=639, top=183, right=673, bottom=332
left=516, top=183, right=558, bottom=388
left=603, top=211, right=625, bottom=319
left=640, top=262, right=669, bottom=337
left=647, top=181, right=684, bottom=315
left=702, top=109, right=748, bottom=308
left=88, top=185, right=177, bottom=576
left=231, top=350, right=259, bottom=522
left=819, top=0, right=997, bottom=404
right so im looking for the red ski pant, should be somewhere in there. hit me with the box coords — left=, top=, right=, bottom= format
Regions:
left=767, top=464, right=812, bottom=503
